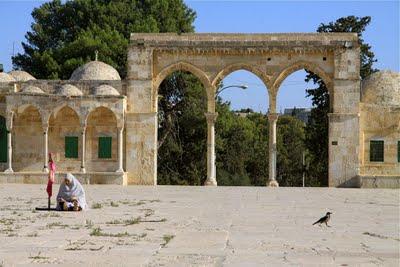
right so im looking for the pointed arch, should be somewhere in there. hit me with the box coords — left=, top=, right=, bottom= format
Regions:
left=52, top=104, right=81, bottom=125
left=153, top=61, right=214, bottom=112
left=272, top=61, right=333, bottom=95
left=212, top=63, right=271, bottom=90
left=85, top=106, right=118, bottom=127
left=154, top=61, right=212, bottom=90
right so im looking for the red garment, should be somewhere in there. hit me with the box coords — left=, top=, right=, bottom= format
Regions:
left=46, top=179, right=53, bottom=197
left=49, top=161, right=56, bottom=183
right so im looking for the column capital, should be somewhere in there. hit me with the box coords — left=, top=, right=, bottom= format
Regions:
left=267, top=113, right=279, bottom=121
left=42, top=123, right=49, bottom=132
left=80, top=123, right=87, bottom=134
left=204, top=112, right=218, bottom=124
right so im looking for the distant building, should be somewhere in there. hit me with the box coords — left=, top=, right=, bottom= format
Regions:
left=284, top=107, right=311, bottom=124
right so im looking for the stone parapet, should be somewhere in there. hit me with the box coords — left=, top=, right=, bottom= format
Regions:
left=130, top=33, right=359, bottom=49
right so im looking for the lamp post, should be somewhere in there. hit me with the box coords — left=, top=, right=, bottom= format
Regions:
left=215, top=84, right=248, bottom=99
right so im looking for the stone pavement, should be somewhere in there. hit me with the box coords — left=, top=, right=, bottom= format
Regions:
left=0, top=185, right=398, bottom=266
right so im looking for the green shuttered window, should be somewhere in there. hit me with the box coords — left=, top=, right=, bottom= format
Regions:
left=370, top=140, right=384, bottom=162
left=98, top=137, right=112, bottom=159
left=398, top=141, right=400, bottom=163
left=0, top=116, right=7, bottom=163
left=65, top=136, right=78, bottom=158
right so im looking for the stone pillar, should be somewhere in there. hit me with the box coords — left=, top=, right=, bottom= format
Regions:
left=116, top=127, right=124, bottom=173
left=5, top=112, right=13, bottom=173
left=125, top=46, right=157, bottom=185
left=267, top=113, right=279, bottom=187
left=80, top=125, right=86, bottom=173
left=125, top=112, right=157, bottom=185
left=5, top=130, right=13, bottom=173
left=328, top=47, right=361, bottom=187
left=43, top=124, right=49, bottom=173
left=204, top=112, right=218, bottom=186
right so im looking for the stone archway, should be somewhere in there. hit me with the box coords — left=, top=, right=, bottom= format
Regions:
left=48, top=106, right=81, bottom=172
left=13, top=105, right=43, bottom=171
left=127, top=33, right=361, bottom=187
left=86, top=106, right=119, bottom=172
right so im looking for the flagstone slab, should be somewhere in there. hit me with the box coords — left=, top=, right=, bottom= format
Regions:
left=0, top=185, right=398, bottom=266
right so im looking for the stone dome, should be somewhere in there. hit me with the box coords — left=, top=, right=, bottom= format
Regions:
left=0, top=72, right=16, bottom=82
left=8, top=70, right=36, bottom=82
left=362, top=71, right=400, bottom=106
left=69, top=61, right=121, bottom=81
left=93, top=84, right=120, bottom=96
left=57, top=84, right=83, bottom=96
left=21, top=85, right=44, bottom=94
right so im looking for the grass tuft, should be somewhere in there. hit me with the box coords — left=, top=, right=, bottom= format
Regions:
left=162, top=234, right=175, bottom=247
left=91, top=203, right=102, bottom=209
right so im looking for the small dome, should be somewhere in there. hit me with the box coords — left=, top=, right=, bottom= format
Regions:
left=93, top=84, right=120, bottom=96
left=21, top=85, right=44, bottom=94
left=57, top=84, right=83, bottom=96
left=0, top=72, right=16, bottom=82
left=362, top=71, right=400, bottom=106
left=69, top=61, right=121, bottom=81
left=8, top=70, right=36, bottom=81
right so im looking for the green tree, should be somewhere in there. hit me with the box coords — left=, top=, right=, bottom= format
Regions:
left=276, top=116, right=306, bottom=186
left=12, top=0, right=195, bottom=79
left=305, top=16, right=377, bottom=186
left=157, top=72, right=208, bottom=185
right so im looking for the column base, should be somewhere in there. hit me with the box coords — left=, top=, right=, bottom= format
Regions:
left=80, top=167, right=86, bottom=173
left=116, top=168, right=124, bottom=173
left=4, top=168, right=13, bottom=173
left=267, top=180, right=279, bottom=187
left=204, top=178, right=217, bottom=186
left=43, top=166, right=49, bottom=173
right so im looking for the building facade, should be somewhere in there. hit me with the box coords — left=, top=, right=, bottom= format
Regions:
left=0, top=33, right=398, bottom=187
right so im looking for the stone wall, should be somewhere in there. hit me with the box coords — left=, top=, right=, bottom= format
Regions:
left=359, top=71, right=400, bottom=182
left=13, top=106, right=43, bottom=171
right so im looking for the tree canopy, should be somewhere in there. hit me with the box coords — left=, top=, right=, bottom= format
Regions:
left=12, top=0, right=196, bottom=79
left=305, top=16, right=377, bottom=186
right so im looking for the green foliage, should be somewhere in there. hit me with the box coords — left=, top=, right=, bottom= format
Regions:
left=305, top=16, right=377, bottom=186
left=276, top=116, right=306, bottom=186
left=157, top=72, right=207, bottom=185
left=12, top=0, right=196, bottom=79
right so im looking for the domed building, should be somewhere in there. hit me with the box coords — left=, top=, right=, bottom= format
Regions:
left=20, top=85, right=44, bottom=94
left=70, top=61, right=121, bottom=81
left=0, top=62, right=126, bottom=184
left=359, top=71, right=400, bottom=188
left=0, top=72, right=15, bottom=82
left=57, top=84, right=83, bottom=96
left=8, top=70, right=36, bottom=82
left=93, top=84, right=120, bottom=96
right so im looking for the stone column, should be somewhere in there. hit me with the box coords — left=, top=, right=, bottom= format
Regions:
left=5, top=112, right=13, bottom=173
left=204, top=112, right=218, bottom=186
left=43, top=124, right=49, bottom=173
left=80, top=125, right=86, bottom=173
left=267, top=113, right=279, bottom=187
left=116, top=126, right=124, bottom=173
left=4, top=129, right=13, bottom=173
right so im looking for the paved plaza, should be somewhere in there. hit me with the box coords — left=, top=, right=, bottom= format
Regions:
left=0, top=185, right=399, bottom=266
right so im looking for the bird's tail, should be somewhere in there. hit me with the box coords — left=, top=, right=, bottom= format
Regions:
left=312, top=221, right=319, bottom=225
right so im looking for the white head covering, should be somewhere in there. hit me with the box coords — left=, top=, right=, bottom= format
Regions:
left=56, top=173, right=87, bottom=210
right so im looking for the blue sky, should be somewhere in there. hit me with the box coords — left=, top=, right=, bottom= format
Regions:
left=0, top=0, right=398, bottom=112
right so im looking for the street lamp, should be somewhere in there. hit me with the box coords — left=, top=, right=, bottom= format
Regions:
left=215, top=84, right=248, bottom=99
